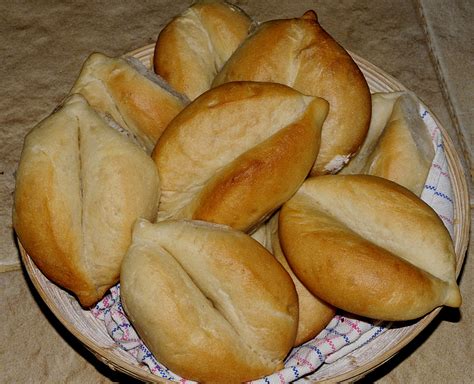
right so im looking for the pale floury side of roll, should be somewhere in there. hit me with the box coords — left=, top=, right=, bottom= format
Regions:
left=152, top=81, right=329, bottom=232
left=120, top=219, right=298, bottom=383
left=340, top=92, right=403, bottom=175
left=154, top=0, right=253, bottom=100
left=341, top=92, right=435, bottom=196
left=279, top=175, right=461, bottom=321
left=266, top=214, right=335, bottom=346
left=13, top=95, right=160, bottom=307
left=71, top=52, right=188, bottom=153
left=362, top=93, right=435, bottom=195
left=213, top=10, right=371, bottom=175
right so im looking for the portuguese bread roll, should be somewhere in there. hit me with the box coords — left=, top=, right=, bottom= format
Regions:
left=154, top=0, right=253, bottom=100
left=362, top=93, right=435, bottom=195
left=279, top=175, right=461, bottom=321
left=13, top=95, right=160, bottom=307
left=341, top=92, right=435, bottom=196
left=120, top=219, right=298, bottom=383
left=267, top=214, right=335, bottom=346
left=213, top=10, right=371, bottom=175
left=152, top=81, right=329, bottom=232
left=340, top=92, right=403, bottom=175
left=71, top=52, right=188, bottom=153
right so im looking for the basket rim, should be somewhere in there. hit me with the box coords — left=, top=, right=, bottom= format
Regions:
left=18, top=44, right=471, bottom=384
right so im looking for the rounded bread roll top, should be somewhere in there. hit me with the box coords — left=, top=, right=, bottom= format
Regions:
left=152, top=81, right=329, bottom=232
left=154, top=0, right=253, bottom=100
left=71, top=52, right=188, bottom=153
left=279, top=175, right=461, bottom=321
left=120, top=219, right=298, bottom=383
left=213, top=10, right=371, bottom=175
left=13, top=94, right=160, bottom=307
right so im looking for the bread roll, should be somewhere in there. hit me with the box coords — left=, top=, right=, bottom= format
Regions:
left=154, top=0, right=253, bottom=100
left=341, top=92, right=435, bottom=196
left=213, top=10, right=371, bottom=175
left=120, top=219, right=298, bottom=383
left=279, top=175, right=461, bottom=321
left=13, top=94, right=160, bottom=307
left=267, top=214, right=335, bottom=346
left=152, top=81, right=329, bottom=232
left=362, top=93, right=435, bottom=195
left=71, top=52, right=188, bottom=153
left=340, top=92, right=403, bottom=175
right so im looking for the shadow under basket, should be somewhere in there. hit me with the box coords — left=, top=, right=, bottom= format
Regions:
left=19, top=45, right=470, bottom=383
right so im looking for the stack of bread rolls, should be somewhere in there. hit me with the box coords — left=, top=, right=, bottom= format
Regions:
left=13, top=1, right=461, bottom=382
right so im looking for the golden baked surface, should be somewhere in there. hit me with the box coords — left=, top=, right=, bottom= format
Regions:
left=266, top=214, right=335, bottom=346
left=13, top=95, right=160, bottom=307
left=152, top=81, right=328, bottom=232
left=120, top=219, right=298, bottom=383
left=71, top=53, right=187, bottom=153
left=279, top=175, right=461, bottom=321
left=213, top=10, right=371, bottom=175
left=154, top=0, right=252, bottom=100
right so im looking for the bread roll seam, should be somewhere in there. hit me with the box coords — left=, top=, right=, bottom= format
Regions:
left=158, top=242, right=282, bottom=367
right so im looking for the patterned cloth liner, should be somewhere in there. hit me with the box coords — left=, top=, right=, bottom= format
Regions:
left=91, top=102, right=454, bottom=383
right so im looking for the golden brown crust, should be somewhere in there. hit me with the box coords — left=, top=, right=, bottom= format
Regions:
left=13, top=95, right=160, bottom=307
left=213, top=10, right=371, bottom=175
left=154, top=0, right=252, bottom=100
left=189, top=104, right=323, bottom=231
left=279, top=175, right=461, bottom=321
left=152, top=82, right=329, bottom=232
left=120, top=219, right=298, bottom=382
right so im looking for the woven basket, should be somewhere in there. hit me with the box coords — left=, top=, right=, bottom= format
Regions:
left=19, top=45, right=470, bottom=383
